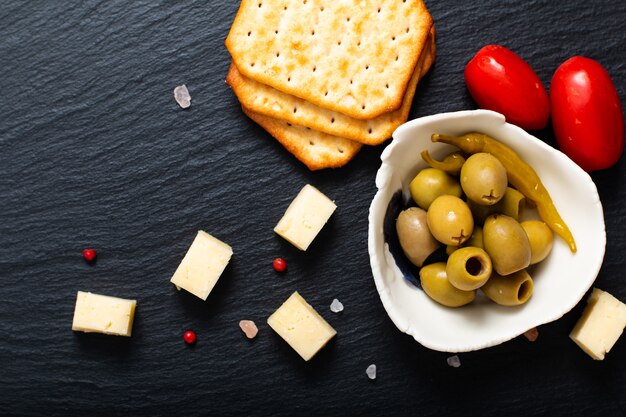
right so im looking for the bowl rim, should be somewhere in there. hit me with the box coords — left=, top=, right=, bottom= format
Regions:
left=368, top=109, right=606, bottom=352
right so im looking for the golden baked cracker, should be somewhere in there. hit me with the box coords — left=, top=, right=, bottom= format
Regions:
left=227, top=28, right=436, bottom=145
left=242, top=107, right=362, bottom=170
left=419, top=27, right=436, bottom=78
left=226, top=0, right=433, bottom=120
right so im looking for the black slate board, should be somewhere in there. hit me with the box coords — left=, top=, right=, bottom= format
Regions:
left=1, top=1, right=625, bottom=416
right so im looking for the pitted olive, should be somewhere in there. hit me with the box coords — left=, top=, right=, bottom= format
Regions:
left=427, top=195, right=474, bottom=246
left=409, top=168, right=462, bottom=210
left=446, top=247, right=492, bottom=291
left=419, top=262, right=476, bottom=307
left=468, top=187, right=526, bottom=224
left=396, top=207, right=441, bottom=267
left=483, top=214, right=531, bottom=275
left=521, top=220, right=554, bottom=264
left=481, top=269, right=533, bottom=306
left=461, top=153, right=508, bottom=205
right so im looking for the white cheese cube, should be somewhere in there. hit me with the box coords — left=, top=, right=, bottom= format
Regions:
left=72, top=291, right=136, bottom=337
left=170, top=230, right=233, bottom=301
left=274, top=184, right=336, bottom=251
left=570, top=288, right=626, bottom=360
left=267, top=291, right=336, bottom=361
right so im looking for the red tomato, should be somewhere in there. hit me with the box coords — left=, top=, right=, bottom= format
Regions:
left=550, top=56, right=624, bottom=172
left=465, top=45, right=550, bottom=130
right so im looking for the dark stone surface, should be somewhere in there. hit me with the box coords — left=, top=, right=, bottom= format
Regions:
left=1, top=1, right=625, bottom=415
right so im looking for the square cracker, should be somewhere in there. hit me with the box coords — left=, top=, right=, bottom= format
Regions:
left=242, top=106, right=362, bottom=170
left=227, top=28, right=435, bottom=145
left=226, top=0, right=433, bottom=120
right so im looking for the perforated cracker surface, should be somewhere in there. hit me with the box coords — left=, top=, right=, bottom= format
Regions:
left=227, top=28, right=435, bottom=145
left=226, top=0, right=433, bottom=119
left=242, top=107, right=362, bottom=170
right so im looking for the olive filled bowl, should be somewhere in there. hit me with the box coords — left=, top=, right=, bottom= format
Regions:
left=368, top=110, right=605, bottom=352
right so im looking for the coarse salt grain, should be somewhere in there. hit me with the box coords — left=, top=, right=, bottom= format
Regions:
left=524, top=327, right=539, bottom=342
left=366, top=364, right=377, bottom=380
left=239, top=320, right=258, bottom=339
left=174, top=84, right=191, bottom=109
left=330, top=298, right=344, bottom=313
left=447, top=355, right=461, bottom=368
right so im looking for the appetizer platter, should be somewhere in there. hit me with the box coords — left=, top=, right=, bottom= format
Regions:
left=0, top=0, right=625, bottom=415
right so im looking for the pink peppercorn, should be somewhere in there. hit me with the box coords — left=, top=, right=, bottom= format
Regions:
left=183, top=330, right=197, bottom=345
left=82, top=249, right=97, bottom=262
left=273, top=258, right=287, bottom=272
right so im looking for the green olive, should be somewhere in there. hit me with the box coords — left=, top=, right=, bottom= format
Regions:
left=481, top=270, right=533, bottom=306
left=461, top=153, right=508, bottom=206
left=483, top=214, right=531, bottom=275
left=420, top=262, right=476, bottom=307
left=467, top=200, right=492, bottom=225
left=427, top=195, right=474, bottom=246
left=446, top=225, right=483, bottom=255
left=446, top=247, right=492, bottom=291
left=465, top=225, right=484, bottom=249
left=409, top=168, right=462, bottom=210
left=496, top=187, right=526, bottom=220
left=521, top=220, right=554, bottom=264
left=396, top=207, right=441, bottom=267
left=468, top=187, right=526, bottom=224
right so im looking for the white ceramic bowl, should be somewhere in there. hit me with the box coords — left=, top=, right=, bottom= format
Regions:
left=368, top=110, right=606, bottom=352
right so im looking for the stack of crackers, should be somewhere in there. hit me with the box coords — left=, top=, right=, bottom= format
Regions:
left=225, top=0, right=435, bottom=170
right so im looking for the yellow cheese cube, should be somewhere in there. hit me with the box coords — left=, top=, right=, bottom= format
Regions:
left=267, top=291, right=336, bottom=361
left=72, top=291, right=136, bottom=337
left=170, top=230, right=233, bottom=301
left=274, top=184, right=337, bottom=251
left=570, top=288, right=626, bottom=360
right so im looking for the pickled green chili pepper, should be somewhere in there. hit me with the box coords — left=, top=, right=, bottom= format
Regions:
left=421, top=150, right=466, bottom=175
left=432, top=132, right=577, bottom=253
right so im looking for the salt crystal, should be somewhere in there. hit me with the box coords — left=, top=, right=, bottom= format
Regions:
left=366, top=364, right=377, bottom=380
left=330, top=298, right=344, bottom=313
left=523, top=327, right=539, bottom=342
left=239, top=320, right=258, bottom=339
left=174, top=84, right=191, bottom=109
left=447, top=355, right=461, bottom=368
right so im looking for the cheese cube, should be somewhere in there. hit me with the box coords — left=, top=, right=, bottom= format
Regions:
left=72, top=291, right=136, bottom=337
left=170, top=230, right=233, bottom=301
left=274, top=184, right=336, bottom=251
left=570, top=288, right=626, bottom=360
left=267, top=291, right=336, bottom=361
